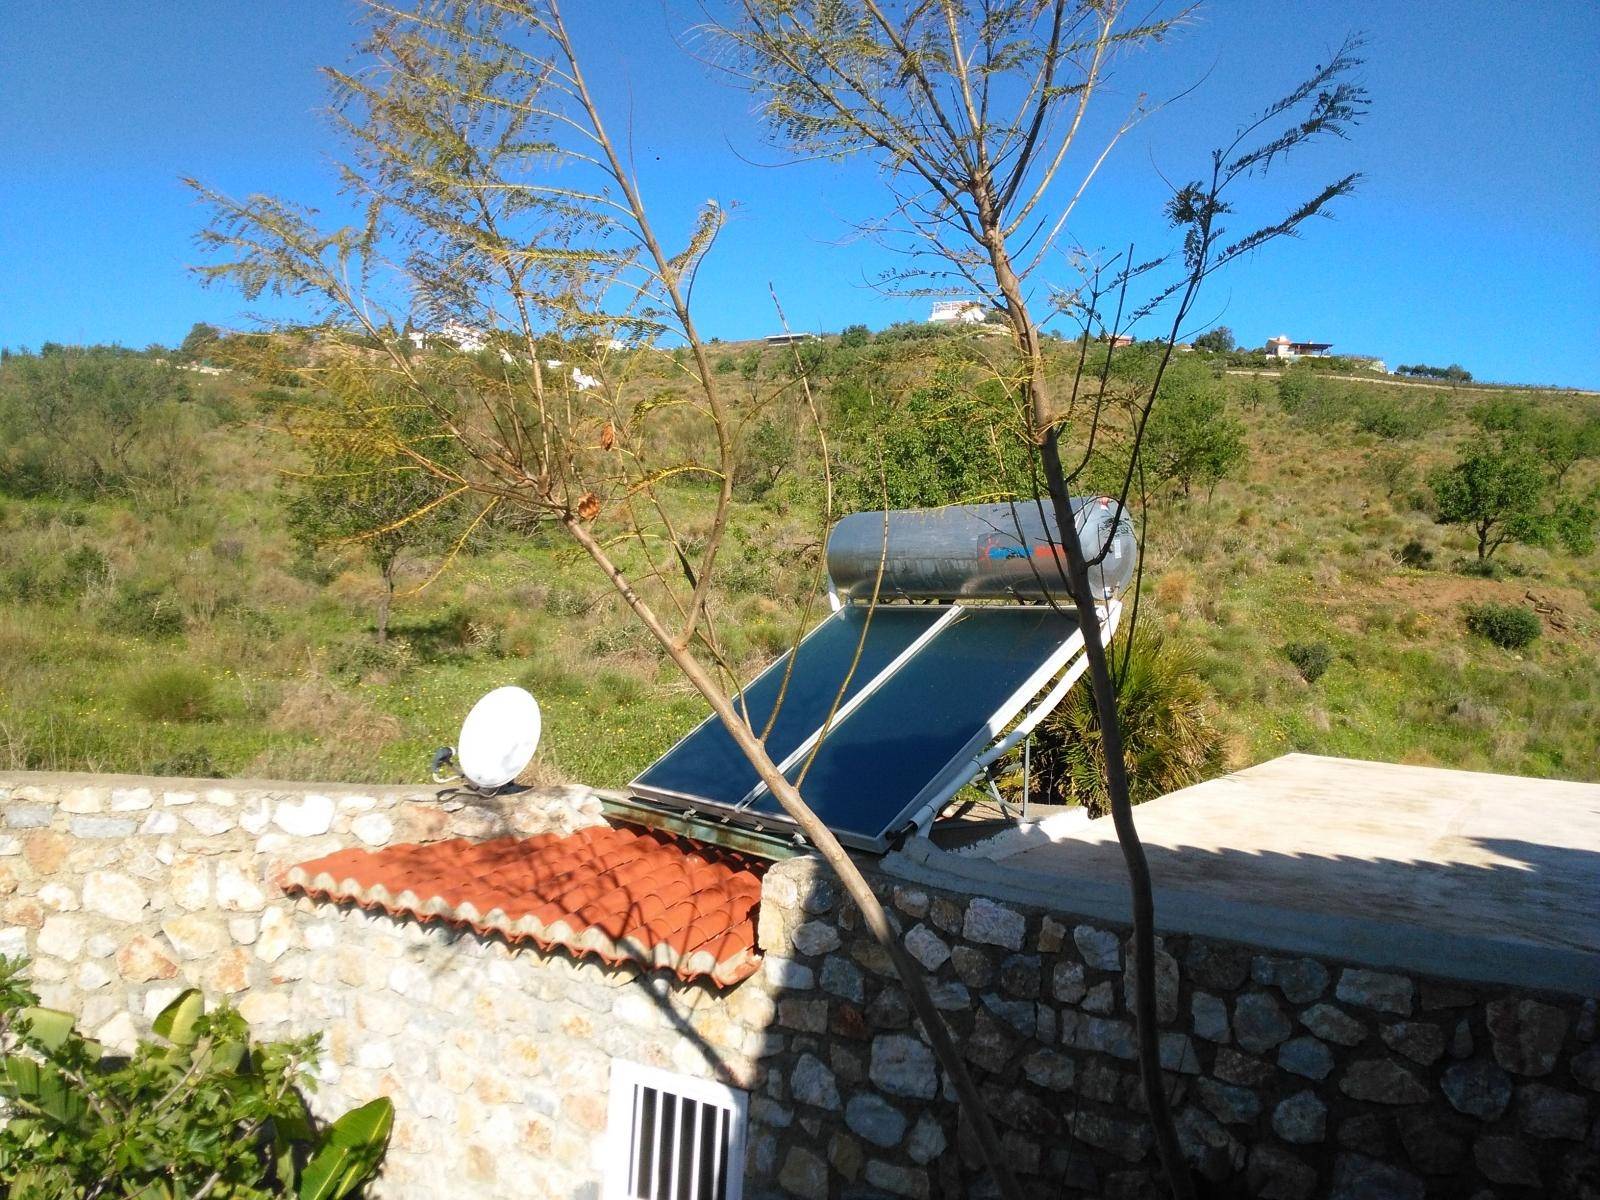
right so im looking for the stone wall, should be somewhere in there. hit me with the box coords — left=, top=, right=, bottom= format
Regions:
left=752, top=855, right=1600, bottom=1200
left=3, top=770, right=1598, bottom=1200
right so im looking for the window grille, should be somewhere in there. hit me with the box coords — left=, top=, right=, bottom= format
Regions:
left=605, top=1060, right=747, bottom=1200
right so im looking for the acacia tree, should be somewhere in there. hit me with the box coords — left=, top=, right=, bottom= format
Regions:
left=187, top=1, right=1024, bottom=1193
left=279, top=379, right=465, bottom=642
left=712, top=4, right=1365, bottom=1194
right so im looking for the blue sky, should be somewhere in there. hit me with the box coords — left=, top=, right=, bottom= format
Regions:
left=2, top=1, right=1596, bottom=388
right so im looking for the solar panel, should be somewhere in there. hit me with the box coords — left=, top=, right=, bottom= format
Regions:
left=745, top=606, right=1081, bottom=849
left=630, top=605, right=947, bottom=812
left=630, top=603, right=1085, bottom=853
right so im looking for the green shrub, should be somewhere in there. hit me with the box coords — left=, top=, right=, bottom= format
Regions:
left=0, top=957, right=392, bottom=1198
left=1464, top=602, right=1541, bottom=650
left=1284, top=641, right=1333, bottom=683
left=1457, top=557, right=1503, bottom=580
left=1397, top=538, right=1434, bottom=569
left=1022, top=632, right=1227, bottom=815
left=127, top=666, right=217, bottom=722
left=101, top=584, right=186, bottom=638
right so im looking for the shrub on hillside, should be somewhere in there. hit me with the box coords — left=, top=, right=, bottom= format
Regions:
left=1464, top=602, right=1540, bottom=650
left=127, top=666, right=217, bottom=722
left=0, top=348, right=210, bottom=501
left=0, top=958, right=392, bottom=1198
left=1141, top=362, right=1248, bottom=498
left=1397, top=538, right=1434, bottom=569
left=833, top=366, right=1032, bottom=511
left=1284, top=641, right=1333, bottom=683
left=1022, top=631, right=1227, bottom=815
left=101, top=584, right=187, bottom=638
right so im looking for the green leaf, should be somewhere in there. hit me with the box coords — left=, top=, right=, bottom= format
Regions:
left=152, top=989, right=205, bottom=1047
left=3, top=1056, right=90, bottom=1127
left=297, top=1098, right=393, bottom=1200
left=15, top=1006, right=78, bottom=1053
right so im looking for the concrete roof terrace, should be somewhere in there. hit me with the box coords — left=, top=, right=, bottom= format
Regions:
left=887, top=753, right=1600, bottom=996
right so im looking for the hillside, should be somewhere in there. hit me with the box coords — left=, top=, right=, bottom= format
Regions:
left=1, top=335, right=1596, bottom=796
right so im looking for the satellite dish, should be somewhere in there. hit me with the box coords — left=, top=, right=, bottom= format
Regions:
left=431, top=686, right=541, bottom=792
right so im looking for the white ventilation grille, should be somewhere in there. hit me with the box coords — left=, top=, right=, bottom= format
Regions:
left=606, top=1060, right=747, bottom=1200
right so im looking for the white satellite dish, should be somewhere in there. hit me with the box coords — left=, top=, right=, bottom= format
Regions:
left=432, top=686, right=541, bottom=792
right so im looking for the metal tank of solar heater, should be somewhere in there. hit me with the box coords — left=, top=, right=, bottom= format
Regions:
left=824, top=497, right=1135, bottom=606
left=625, top=498, right=1137, bottom=853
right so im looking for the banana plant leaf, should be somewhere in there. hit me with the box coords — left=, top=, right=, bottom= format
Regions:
left=2, top=1056, right=91, bottom=1127
left=151, top=990, right=205, bottom=1048
left=296, top=1097, right=394, bottom=1200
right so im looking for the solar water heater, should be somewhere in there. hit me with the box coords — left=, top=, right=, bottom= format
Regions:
left=627, top=499, right=1134, bottom=853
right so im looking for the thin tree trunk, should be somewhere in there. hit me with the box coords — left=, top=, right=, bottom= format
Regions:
left=377, top=561, right=394, bottom=644
left=982, top=228, right=1195, bottom=1200
left=562, top=516, right=1024, bottom=1200
left=1037, top=434, right=1193, bottom=1200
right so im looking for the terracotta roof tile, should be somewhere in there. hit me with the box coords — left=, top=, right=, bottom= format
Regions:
left=284, top=824, right=767, bottom=987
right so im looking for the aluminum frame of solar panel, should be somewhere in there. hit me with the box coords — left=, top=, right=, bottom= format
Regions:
left=628, top=604, right=950, bottom=814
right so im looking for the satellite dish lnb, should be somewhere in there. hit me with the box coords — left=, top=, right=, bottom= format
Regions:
left=431, top=686, right=541, bottom=792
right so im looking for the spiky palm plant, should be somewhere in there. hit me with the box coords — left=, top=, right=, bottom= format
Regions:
left=1027, top=632, right=1227, bottom=816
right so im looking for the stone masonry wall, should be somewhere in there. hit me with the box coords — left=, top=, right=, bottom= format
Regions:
left=3, top=770, right=1599, bottom=1200
left=752, top=856, right=1600, bottom=1200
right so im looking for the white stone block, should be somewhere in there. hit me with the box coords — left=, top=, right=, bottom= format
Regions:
left=109, top=787, right=154, bottom=812
left=31, top=957, right=70, bottom=982
left=182, top=806, right=236, bottom=836
left=214, top=862, right=266, bottom=912
left=162, top=791, right=197, bottom=807
left=356, top=1040, right=395, bottom=1070
left=85, top=933, right=118, bottom=960
left=82, top=872, right=148, bottom=923
left=37, top=883, right=79, bottom=912
left=96, top=1012, right=140, bottom=1055
left=238, top=992, right=290, bottom=1027
left=139, top=811, right=179, bottom=836
left=61, top=787, right=105, bottom=814
left=229, top=916, right=259, bottom=945
left=239, top=799, right=273, bottom=835
left=37, top=915, right=86, bottom=961
left=255, top=908, right=299, bottom=963
left=273, top=794, right=336, bottom=838
left=351, top=812, right=394, bottom=847
left=143, top=986, right=186, bottom=1022
left=163, top=914, right=230, bottom=961
left=77, top=961, right=113, bottom=990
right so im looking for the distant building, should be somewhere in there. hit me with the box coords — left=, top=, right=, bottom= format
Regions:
left=437, top=321, right=489, bottom=353
left=1265, top=334, right=1332, bottom=359
left=1109, top=334, right=1135, bottom=348
left=928, top=300, right=988, bottom=325
left=406, top=322, right=490, bottom=354
left=764, top=332, right=818, bottom=346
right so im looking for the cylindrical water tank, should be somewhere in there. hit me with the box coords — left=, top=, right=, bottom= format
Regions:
left=826, top=499, right=1137, bottom=603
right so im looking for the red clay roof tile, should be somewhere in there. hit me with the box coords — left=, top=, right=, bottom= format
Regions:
left=284, top=824, right=767, bottom=987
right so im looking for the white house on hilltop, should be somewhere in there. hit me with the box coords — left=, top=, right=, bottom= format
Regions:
left=928, top=299, right=987, bottom=324
left=1265, top=334, right=1333, bottom=359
